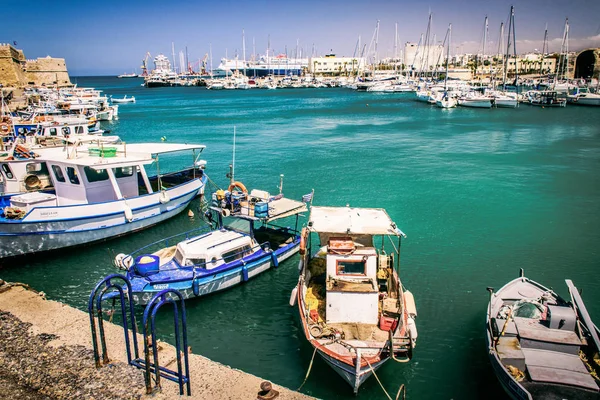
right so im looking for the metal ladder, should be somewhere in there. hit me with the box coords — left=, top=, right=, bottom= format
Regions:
left=88, top=275, right=191, bottom=396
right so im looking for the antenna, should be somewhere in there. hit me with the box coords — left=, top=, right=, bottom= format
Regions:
left=279, top=174, right=284, bottom=194
left=231, top=126, right=236, bottom=185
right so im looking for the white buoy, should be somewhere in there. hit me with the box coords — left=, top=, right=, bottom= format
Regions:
left=289, top=287, right=298, bottom=307
left=188, top=209, right=194, bottom=218
left=123, top=205, right=133, bottom=222
left=159, top=190, right=170, bottom=204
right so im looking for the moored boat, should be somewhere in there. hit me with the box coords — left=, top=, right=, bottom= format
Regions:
left=111, top=95, right=136, bottom=104
left=0, top=142, right=208, bottom=259
left=115, top=182, right=308, bottom=304
left=526, top=90, right=567, bottom=107
left=567, top=88, right=600, bottom=106
left=293, top=206, right=417, bottom=393
left=486, top=270, right=600, bottom=399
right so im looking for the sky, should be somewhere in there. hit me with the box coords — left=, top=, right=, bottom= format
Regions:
left=3, top=0, right=600, bottom=75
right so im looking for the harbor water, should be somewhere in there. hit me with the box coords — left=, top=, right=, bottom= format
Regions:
left=2, top=76, right=600, bottom=399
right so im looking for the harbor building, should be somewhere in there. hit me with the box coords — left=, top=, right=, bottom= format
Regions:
left=404, top=42, right=445, bottom=73
left=574, top=48, right=600, bottom=79
left=308, top=55, right=367, bottom=76
left=0, top=43, right=71, bottom=88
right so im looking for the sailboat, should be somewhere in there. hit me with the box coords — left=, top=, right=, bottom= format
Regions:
left=436, top=24, right=458, bottom=108
left=490, top=7, right=519, bottom=108
left=526, top=17, right=568, bottom=107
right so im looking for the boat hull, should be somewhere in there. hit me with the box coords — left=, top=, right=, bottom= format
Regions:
left=130, top=238, right=300, bottom=305
left=0, top=179, right=204, bottom=259
left=458, top=99, right=492, bottom=108
left=317, top=347, right=387, bottom=392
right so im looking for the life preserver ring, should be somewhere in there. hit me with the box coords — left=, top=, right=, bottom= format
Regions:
left=228, top=181, right=248, bottom=194
left=299, top=227, right=308, bottom=255
left=24, top=174, right=42, bottom=191
left=0, top=124, right=10, bottom=134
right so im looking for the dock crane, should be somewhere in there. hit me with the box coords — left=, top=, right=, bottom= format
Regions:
left=140, top=52, right=151, bottom=77
left=200, top=53, right=208, bottom=75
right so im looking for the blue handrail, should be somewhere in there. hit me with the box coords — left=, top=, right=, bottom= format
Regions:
left=88, top=274, right=139, bottom=368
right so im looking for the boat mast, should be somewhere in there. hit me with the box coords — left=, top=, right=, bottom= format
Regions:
left=242, top=29, right=246, bottom=78
left=503, top=6, right=514, bottom=91
left=444, top=24, right=451, bottom=92
left=481, top=15, right=488, bottom=80
left=541, top=23, right=548, bottom=76
left=230, top=126, right=236, bottom=186
left=558, top=18, right=569, bottom=83
left=172, top=42, right=177, bottom=74
left=394, top=22, right=398, bottom=75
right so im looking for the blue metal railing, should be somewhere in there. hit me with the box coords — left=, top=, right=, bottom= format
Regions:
left=88, top=274, right=139, bottom=367
left=89, top=276, right=191, bottom=396
left=133, top=289, right=191, bottom=396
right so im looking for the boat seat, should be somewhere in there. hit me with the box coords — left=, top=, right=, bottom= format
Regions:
left=527, top=365, right=599, bottom=391
left=514, top=317, right=582, bottom=355
left=525, top=348, right=599, bottom=392
left=496, top=336, right=525, bottom=371
left=493, top=318, right=518, bottom=337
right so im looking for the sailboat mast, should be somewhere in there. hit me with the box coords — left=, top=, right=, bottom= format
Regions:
left=503, top=6, right=514, bottom=91
left=512, top=7, right=517, bottom=89
left=444, top=24, right=451, bottom=91
left=242, top=29, right=246, bottom=77
left=172, top=42, right=177, bottom=74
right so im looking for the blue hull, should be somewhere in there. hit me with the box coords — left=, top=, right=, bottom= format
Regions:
left=129, top=237, right=300, bottom=304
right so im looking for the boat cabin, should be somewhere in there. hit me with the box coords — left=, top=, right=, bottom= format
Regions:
left=173, top=229, right=255, bottom=269
left=324, top=237, right=380, bottom=324
left=2, top=143, right=206, bottom=213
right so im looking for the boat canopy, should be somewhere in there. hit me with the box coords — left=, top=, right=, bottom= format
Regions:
left=308, top=206, right=406, bottom=237
left=261, top=197, right=307, bottom=222
left=21, top=142, right=206, bottom=168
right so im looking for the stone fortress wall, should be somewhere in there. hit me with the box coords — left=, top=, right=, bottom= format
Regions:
left=0, top=43, right=71, bottom=88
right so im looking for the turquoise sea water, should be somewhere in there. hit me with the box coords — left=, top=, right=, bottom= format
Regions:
left=2, top=76, right=600, bottom=399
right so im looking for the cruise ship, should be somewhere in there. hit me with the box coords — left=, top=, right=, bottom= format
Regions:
left=217, top=54, right=309, bottom=77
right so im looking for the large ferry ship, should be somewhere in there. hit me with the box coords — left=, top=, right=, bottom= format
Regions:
left=217, top=54, right=309, bottom=77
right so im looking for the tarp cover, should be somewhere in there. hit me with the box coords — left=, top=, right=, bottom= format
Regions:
left=308, top=206, right=405, bottom=237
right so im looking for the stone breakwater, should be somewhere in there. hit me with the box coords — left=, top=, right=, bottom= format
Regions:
left=0, top=283, right=312, bottom=400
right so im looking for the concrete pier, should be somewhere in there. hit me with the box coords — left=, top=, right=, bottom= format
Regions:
left=0, top=283, right=313, bottom=399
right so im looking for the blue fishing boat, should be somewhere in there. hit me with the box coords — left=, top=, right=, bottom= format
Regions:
left=115, top=182, right=309, bottom=304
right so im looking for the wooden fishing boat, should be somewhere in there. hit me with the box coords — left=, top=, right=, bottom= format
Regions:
left=292, top=206, right=417, bottom=393
left=486, top=270, right=600, bottom=399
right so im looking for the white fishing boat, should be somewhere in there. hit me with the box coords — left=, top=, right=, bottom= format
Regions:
left=0, top=142, right=208, bottom=259
left=486, top=270, right=600, bottom=399
left=111, top=96, right=136, bottom=104
left=567, top=88, right=600, bottom=106
left=292, top=206, right=417, bottom=393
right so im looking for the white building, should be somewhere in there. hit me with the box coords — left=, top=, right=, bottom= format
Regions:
left=404, top=42, right=445, bottom=72
left=308, top=55, right=367, bottom=75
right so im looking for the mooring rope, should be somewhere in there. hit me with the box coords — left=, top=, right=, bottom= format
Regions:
left=297, top=346, right=318, bottom=391
left=364, top=356, right=407, bottom=400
